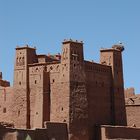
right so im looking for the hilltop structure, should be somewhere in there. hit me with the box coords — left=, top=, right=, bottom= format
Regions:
left=0, top=39, right=132, bottom=140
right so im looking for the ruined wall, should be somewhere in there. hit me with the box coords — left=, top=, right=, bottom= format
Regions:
left=85, top=61, right=113, bottom=140
left=0, top=87, right=13, bottom=124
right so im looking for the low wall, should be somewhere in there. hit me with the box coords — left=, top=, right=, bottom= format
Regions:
left=100, top=125, right=140, bottom=140
left=0, top=122, right=68, bottom=140
left=126, top=105, right=140, bottom=127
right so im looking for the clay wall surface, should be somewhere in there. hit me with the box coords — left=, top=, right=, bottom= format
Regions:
left=50, top=40, right=89, bottom=140
left=49, top=41, right=71, bottom=126
left=0, top=87, right=13, bottom=124
left=37, top=55, right=60, bottom=63
left=64, top=41, right=89, bottom=140
left=85, top=61, right=113, bottom=139
left=125, top=95, right=140, bottom=127
left=126, top=105, right=140, bottom=127
left=29, top=64, right=45, bottom=128
left=12, top=48, right=29, bottom=129
left=100, top=125, right=140, bottom=140
left=67, top=43, right=89, bottom=140
left=0, top=122, right=68, bottom=140
left=5, top=45, right=61, bottom=129
left=0, top=80, right=10, bottom=87
left=100, top=47, right=126, bottom=126
left=46, top=122, right=68, bottom=140
left=0, top=72, right=10, bottom=87
left=29, top=63, right=50, bottom=128
left=37, top=55, right=47, bottom=63
left=50, top=63, right=70, bottom=123
left=12, top=47, right=37, bottom=129
left=125, top=87, right=135, bottom=98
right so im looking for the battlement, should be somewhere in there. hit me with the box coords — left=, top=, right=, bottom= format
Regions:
left=112, top=44, right=124, bottom=52
left=100, top=44, right=124, bottom=52
left=16, top=45, right=36, bottom=50
left=62, top=39, right=83, bottom=45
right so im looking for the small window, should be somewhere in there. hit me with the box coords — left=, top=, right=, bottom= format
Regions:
left=52, top=79, right=55, bottom=83
left=18, top=110, right=20, bottom=116
left=3, top=108, right=6, bottom=113
left=35, top=80, right=37, bottom=84
left=61, top=107, right=63, bottom=111
left=19, top=81, right=21, bottom=85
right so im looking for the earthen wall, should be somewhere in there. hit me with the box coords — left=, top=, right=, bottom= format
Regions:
left=100, top=125, right=140, bottom=140
left=126, top=105, right=140, bottom=127
left=0, top=87, right=13, bottom=124
left=85, top=61, right=113, bottom=139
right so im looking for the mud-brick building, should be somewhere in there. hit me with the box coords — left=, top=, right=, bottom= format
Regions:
left=124, top=87, right=140, bottom=128
left=0, top=40, right=127, bottom=140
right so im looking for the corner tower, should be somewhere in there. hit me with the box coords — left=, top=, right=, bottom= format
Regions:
left=50, top=40, right=89, bottom=140
left=12, top=45, right=37, bottom=128
left=100, top=44, right=127, bottom=125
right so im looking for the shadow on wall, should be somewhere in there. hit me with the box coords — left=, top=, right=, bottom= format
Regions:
left=0, top=128, right=36, bottom=140
left=100, top=125, right=140, bottom=140
left=0, top=122, right=68, bottom=140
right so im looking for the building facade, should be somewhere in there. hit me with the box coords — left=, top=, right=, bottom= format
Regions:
left=0, top=40, right=127, bottom=140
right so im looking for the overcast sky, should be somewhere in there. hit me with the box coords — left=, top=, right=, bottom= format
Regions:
left=0, top=0, right=140, bottom=93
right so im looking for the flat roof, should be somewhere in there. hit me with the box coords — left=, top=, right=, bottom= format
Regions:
left=16, top=45, right=36, bottom=50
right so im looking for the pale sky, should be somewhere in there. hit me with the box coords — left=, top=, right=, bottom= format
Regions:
left=0, top=0, right=140, bottom=93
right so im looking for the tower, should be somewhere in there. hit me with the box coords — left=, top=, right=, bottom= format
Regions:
left=100, top=44, right=127, bottom=125
left=50, top=39, right=89, bottom=140
left=12, top=45, right=37, bottom=128
left=29, top=63, right=50, bottom=129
